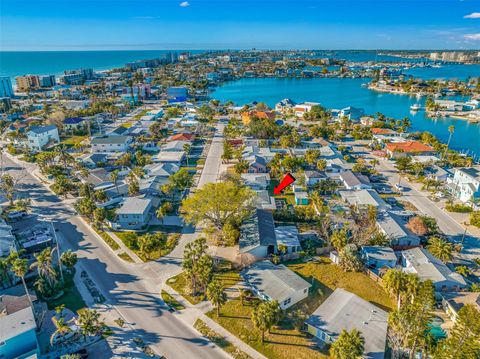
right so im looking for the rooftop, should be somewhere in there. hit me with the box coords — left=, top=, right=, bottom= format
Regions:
left=242, top=260, right=311, bottom=303
left=117, top=197, right=152, bottom=215
left=239, top=209, right=276, bottom=253
left=91, top=135, right=129, bottom=145
left=305, top=288, right=388, bottom=359
left=28, top=125, right=57, bottom=135
left=0, top=306, right=36, bottom=342
left=386, top=141, right=434, bottom=154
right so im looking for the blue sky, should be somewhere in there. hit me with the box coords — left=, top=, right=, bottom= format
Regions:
left=1, top=0, right=480, bottom=50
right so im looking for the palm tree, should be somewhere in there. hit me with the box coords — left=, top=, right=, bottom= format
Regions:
left=31, top=248, right=57, bottom=286
left=427, top=236, right=453, bottom=263
left=11, top=258, right=35, bottom=310
left=239, top=289, right=248, bottom=306
left=383, top=269, right=405, bottom=309
left=126, top=79, right=135, bottom=106
left=330, top=329, right=365, bottom=359
left=77, top=309, right=104, bottom=340
left=0, top=257, right=12, bottom=287
left=110, top=170, right=120, bottom=194
left=183, top=143, right=191, bottom=166
left=369, top=158, right=379, bottom=171
left=443, top=125, right=455, bottom=160
left=60, top=250, right=78, bottom=273
left=51, top=317, right=72, bottom=346
left=207, top=279, right=227, bottom=317
left=251, top=302, right=270, bottom=344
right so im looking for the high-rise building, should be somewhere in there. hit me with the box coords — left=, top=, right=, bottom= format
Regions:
left=38, top=75, right=56, bottom=87
left=0, top=77, right=14, bottom=97
left=15, top=75, right=40, bottom=91
left=64, top=68, right=94, bottom=81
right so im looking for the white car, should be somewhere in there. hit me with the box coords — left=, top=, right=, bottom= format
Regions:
left=394, top=184, right=405, bottom=192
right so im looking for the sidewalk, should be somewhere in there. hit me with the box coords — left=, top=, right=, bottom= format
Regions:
left=105, top=229, right=143, bottom=264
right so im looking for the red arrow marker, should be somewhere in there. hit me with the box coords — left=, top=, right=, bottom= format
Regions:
left=274, top=173, right=296, bottom=195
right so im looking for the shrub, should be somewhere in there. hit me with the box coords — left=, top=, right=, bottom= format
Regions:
left=446, top=203, right=473, bottom=213
left=470, top=211, right=480, bottom=228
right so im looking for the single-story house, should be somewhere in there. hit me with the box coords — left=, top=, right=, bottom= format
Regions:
left=361, top=246, right=397, bottom=269
left=385, top=141, right=435, bottom=159
left=161, top=140, right=190, bottom=152
left=376, top=212, right=420, bottom=247
left=339, top=189, right=390, bottom=212
left=401, top=247, right=468, bottom=292
left=305, top=288, right=388, bottom=359
left=116, top=197, right=153, bottom=230
left=241, top=260, right=311, bottom=309
left=441, top=292, right=480, bottom=322
left=254, top=190, right=276, bottom=210
left=241, top=173, right=270, bottom=190
left=80, top=167, right=114, bottom=190
left=155, top=151, right=185, bottom=165
left=239, top=209, right=277, bottom=258
left=76, top=153, right=109, bottom=168
left=63, top=117, right=85, bottom=130
left=275, top=226, right=301, bottom=254
left=144, top=162, right=180, bottom=178
left=304, top=170, right=326, bottom=187
left=339, top=170, right=372, bottom=190
left=168, top=133, right=195, bottom=142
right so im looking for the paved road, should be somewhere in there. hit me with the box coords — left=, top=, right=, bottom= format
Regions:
left=2, top=122, right=229, bottom=359
left=350, top=142, right=479, bottom=263
left=197, top=123, right=225, bottom=188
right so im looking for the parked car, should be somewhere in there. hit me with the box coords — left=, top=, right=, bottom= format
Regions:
left=7, top=210, right=27, bottom=220
left=395, top=184, right=405, bottom=192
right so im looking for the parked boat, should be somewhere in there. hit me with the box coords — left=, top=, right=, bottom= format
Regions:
left=410, top=103, right=421, bottom=111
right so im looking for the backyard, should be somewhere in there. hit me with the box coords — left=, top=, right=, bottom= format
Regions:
left=206, top=257, right=393, bottom=359
left=167, top=261, right=241, bottom=304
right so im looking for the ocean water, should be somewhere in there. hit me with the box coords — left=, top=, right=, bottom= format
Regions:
left=0, top=50, right=204, bottom=78
left=212, top=77, right=480, bottom=157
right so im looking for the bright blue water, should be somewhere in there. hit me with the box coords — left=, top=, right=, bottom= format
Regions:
left=0, top=50, right=204, bottom=78
left=405, top=64, right=480, bottom=80
left=212, top=77, right=480, bottom=157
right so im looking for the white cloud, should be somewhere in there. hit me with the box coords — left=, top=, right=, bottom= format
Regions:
left=464, top=12, right=480, bottom=19
left=179, top=1, right=190, bottom=7
left=464, top=33, right=480, bottom=40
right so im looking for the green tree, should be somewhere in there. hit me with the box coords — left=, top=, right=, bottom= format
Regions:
left=234, top=159, right=249, bottom=174
left=110, top=170, right=120, bottom=193
left=207, top=278, right=227, bottom=317
left=330, top=329, right=365, bottom=359
left=169, top=168, right=193, bottom=193
left=51, top=317, right=72, bottom=345
left=330, top=228, right=348, bottom=250
left=316, top=159, right=327, bottom=171
left=443, top=125, right=455, bottom=160
left=251, top=300, right=281, bottom=344
left=434, top=304, right=480, bottom=359
left=182, top=237, right=208, bottom=296
left=181, top=181, right=254, bottom=230
left=78, top=309, right=105, bottom=340
left=0, top=174, right=16, bottom=205
left=11, top=258, right=34, bottom=310
left=31, top=248, right=57, bottom=287
left=427, top=237, right=453, bottom=263
left=60, top=250, right=78, bottom=273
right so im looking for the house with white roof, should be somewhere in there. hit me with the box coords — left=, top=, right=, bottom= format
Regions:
left=339, top=189, right=390, bottom=212
left=26, top=125, right=59, bottom=151
left=144, top=163, right=179, bottom=178
left=376, top=212, right=420, bottom=247
left=361, top=246, right=397, bottom=270
left=241, top=173, right=270, bottom=190
left=115, top=197, right=153, bottom=230
left=401, top=247, right=468, bottom=292
left=275, top=226, right=301, bottom=254
left=241, top=260, right=311, bottom=309
left=447, top=166, right=480, bottom=208
left=90, top=135, right=131, bottom=153
left=339, top=170, right=371, bottom=190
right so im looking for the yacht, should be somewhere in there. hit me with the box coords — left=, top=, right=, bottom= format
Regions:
left=410, top=103, right=421, bottom=111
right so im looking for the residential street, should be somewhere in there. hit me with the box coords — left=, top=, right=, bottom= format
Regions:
left=1, top=121, right=229, bottom=359
left=350, top=142, right=480, bottom=263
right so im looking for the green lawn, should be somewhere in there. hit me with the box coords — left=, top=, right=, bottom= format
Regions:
left=207, top=299, right=328, bottom=359
left=94, top=229, right=120, bottom=251
left=161, top=290, right=185, bottom=310
left=167, top=262, right=241, bottom=305
left=118, top=252, right=134, bottom=262
left=268, top=179, right=296, bottom=205
left=287, top=257, right=393, bottom=313
left=60, top=135, right=87, bottom=146
left=44, top=272, right=86, bottom=313
left=194, top=319, right=253, bottom=359
left=115, top=231, right=180, bottom=262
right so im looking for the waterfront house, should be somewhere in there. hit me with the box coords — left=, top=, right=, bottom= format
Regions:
left=447, top=167, right=480, bottom=207
left=401, top=247, right=467, bottom=292
left=116, top=197, right=153, bottom=230
left=385, top=141, right=435, bottom=159
left=0, top=288, right=39, bottom=359
left=361, top=246, right=397, bottom=270
left=239, top=209, right=277, bottom=258
left=90, top=135, right=131, bottom=153
left=305, top=288, right=388, bottom=359
left=241, top=260, right=311, bottom=310
left=275, top=98, right=296, bottom=112
left=241, top=110, right=275, bottom=125
left=335, top=106, right=365, bottom=122
left=293, top=102, right=320, bottom=118
left=26, top=125, right=59, bottom=151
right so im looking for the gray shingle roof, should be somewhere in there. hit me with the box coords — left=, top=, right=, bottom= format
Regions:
left=239, top=209, right=276, bottom=253
left=305, top=288, right=388, bottom=359
left=242, top=260, right=311, bottom=303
